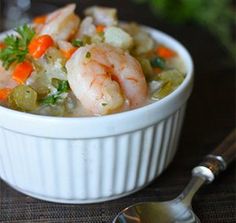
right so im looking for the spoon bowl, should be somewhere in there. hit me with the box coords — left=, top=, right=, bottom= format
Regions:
left=113, top=174, right=204, bottom=223
left=113, top=130, right=236, bottom=223
left=114, top=201, right=201, bottom=223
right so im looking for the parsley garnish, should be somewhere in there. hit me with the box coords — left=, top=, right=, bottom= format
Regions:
left=85, top=51, right=91, bottom=59
left=0, top=24, right=35, bottom=69
left=72, top=39, right=84, bottom=47
left=42, top=80, right=70, bottom=105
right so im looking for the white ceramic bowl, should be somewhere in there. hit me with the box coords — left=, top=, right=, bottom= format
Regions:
left=0, top=26, right=194, bottom=204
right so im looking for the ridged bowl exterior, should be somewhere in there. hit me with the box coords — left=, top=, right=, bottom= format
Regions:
left=0, top=26, right=193, bottom=203
left=0, top=105, right=185, bottom=203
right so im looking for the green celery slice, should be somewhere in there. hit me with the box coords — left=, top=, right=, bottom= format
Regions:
left=152, top=69, right=185, bottom=100
left=8, top=85, right=38, bottom=111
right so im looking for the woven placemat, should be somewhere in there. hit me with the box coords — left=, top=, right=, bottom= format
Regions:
left=0, top=0, right=235, bottom=222
left=0, top=160, right=235, bottom=223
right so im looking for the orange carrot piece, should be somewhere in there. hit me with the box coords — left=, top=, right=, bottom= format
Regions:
left=0, top=42, right=5, bottom=49
left=0, top=88, right=11, bottom=101
left=28, top=35, right=54, bottom=59
left=96, top=25, right=106, bottom=33
left=156, top=46, right=176, bottom=58
left=33, top=15, right=47, bottom=24
left=12, top=61, right=33, bottom=84
left=61, top=47, right=77, bottom=60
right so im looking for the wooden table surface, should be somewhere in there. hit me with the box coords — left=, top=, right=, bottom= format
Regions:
left=0, top=1, right=235, bottom=222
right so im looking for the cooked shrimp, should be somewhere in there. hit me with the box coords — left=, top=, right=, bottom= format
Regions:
left=66, top=43, right=148, bottom=115
left=36, top=4, right=80, bottom=41
left=85, top=6, right=118, bottom=26
left=76, top=16, right=96, bottom=38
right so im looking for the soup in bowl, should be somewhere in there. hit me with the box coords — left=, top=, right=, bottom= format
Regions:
left=0, top=4, right=193, bottom=203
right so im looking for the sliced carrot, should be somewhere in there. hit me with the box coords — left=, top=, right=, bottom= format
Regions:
left=0, top=42, right=5, bottom=49
left=28, top=35, right=54, bottom=59
left=0, top=88, right=12, bottom=101
left=156, top=46, right=176, bottom=58
left=61, top=47, right=77, bottom=60
left=33, top=15, right=47, bottom=24
left=12, top=61, right=33, bottom=84
left=96, top=25, right=106, bottom=33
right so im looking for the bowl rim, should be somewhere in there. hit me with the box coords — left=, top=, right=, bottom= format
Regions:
left=0, top=25, right=194, bottom=124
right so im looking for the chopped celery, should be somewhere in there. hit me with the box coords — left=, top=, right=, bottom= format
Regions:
left=152, top=81, right=173, bottom=100
left=104, top=26, right=133, bottom=50
left=151, top=69, right=185, bottom=100
left=8, top=85, right=38, bottom=111
left=137, top=58, right=153, bottom=79
left=82, top=35, right=92, bottom=45
left=91, top=33, right=105, bottom=44
left=133, top=31, right=154, bottom=55
left=159, top=69, right=185, bottom=87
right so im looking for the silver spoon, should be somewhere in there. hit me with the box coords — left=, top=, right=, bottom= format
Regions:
left=113, top=130, right=236, bottom=223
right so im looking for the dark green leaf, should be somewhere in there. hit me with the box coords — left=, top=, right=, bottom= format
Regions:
left=16, top=24, right=35, bottom=47
left=0, top=24, right=35, bottom=69
left=72, top=39, right=84, bottom=47
left=41, top=95, right=59, bottom=105
left=150, top=57, right=165, bottom=69
left=58, top=80, right=70, bottom=93
left=41, top=80, right=70, bottom=105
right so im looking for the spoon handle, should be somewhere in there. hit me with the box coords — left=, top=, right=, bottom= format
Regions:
left=180, top=130, right=236, bottom=205
left=193, top=130, right=236, bottom=182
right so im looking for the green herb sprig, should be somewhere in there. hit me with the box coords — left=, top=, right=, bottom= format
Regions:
left=42, top=80, right=70, bottom=105
left=0, top=24, right=35, bottom=69
left=132, top=0, right=236, bottom=60
left=72, top=39, right=84, bottom=47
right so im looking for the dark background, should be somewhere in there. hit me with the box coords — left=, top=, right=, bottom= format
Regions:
left=0, top=0, right=235, bottom=222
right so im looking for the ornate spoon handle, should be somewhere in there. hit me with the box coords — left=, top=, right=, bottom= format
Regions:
left=180, top=130, right=236, bottom=205
left=194, top=130, right=236, bottom=182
